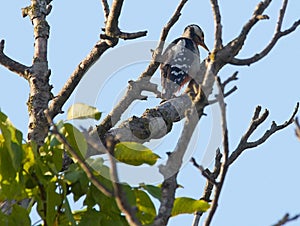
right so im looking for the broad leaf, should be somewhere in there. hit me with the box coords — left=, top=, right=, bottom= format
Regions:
left=171, top=197, right=210, bottom=216
left=67, top=103, right=102, bottom=120
left=63, top=123, right=87, bottom=159
left=114, top=142, right=160, bottom=166
left=134, top=189, right=156, bottom=225
left=140, top=183, right=161, bottom=201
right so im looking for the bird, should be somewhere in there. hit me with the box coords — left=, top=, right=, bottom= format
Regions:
left=160, top=24, right=209, bottom=100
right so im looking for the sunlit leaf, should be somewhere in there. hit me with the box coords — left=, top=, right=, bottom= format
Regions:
left=0, top=111, right=23, bottom=171
left=171, top=197, right=210, bottom=216
left=67, top=103, right=102, bottom=120
left=114, top=142, right=160, bottom=166
left=134, top=189, right=156, bottom=225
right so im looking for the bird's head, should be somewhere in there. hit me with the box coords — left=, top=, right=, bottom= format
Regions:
left=182, top=24, right=209, bottom=52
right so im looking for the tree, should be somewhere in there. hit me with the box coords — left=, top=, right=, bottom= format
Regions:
left=0, top=0, right=300, bottom=225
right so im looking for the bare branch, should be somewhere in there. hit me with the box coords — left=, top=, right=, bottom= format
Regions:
left=105, top=0, right=124, bottom=36
left=192, top=150, right=222, bottom=226
left=48, top=40, right=115, bottom=119
left=0, top=40, right=29, bottom=79
left=105, top=136, right=141, bottom=226
left=203, top=77, right=230, bottom=226
left=228, top=102, right=299, bottom=165
left=210, top=0, right=223, bottom=49
left=190, top=158, right=217, bottom=186
left=272, top=213, right=300, bottom=226
left=230, top=0, right=300, bottom=66
left=295, top=117, right=300, bottom=140
left=96, top=0, right=189, bottom=138
left=154, top=97, right=201, bottom=226
left=101, top=0, right=110, bottom=22
left=45, top=113, right=113, bottom=197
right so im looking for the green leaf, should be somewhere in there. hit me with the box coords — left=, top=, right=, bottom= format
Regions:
left=67, top=103, right=102, bottom=120
left=171, top=197, right=210, bottom=216
left=63, top=123, right=87, bottom=159
left=140, top=183, right=161, bottom=201
left=114, top=142, right=160, bottom=166
left=9, top=205, right=31, bottom=226
left=134, top=189, right=156, bottom=224
left=0, top=111, right=23, bottom=171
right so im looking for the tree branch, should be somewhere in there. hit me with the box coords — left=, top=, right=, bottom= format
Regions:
left=48, top=40, right=115, bottom=119
left=101, top=0, right=110, bottom=22
left=0, top=40, right=29, bottom=79
left=228, top=102, right=299, bottom=165
left=203, top=77, right=230, bottom=226
left=230, top=0, right=300, bottom=66
left=96, top=0, right=189, bottom=138
left=105, top=136, right=141, bottom=226
left=192, top=150, right=222, bottom=226
left=294, top=117, right=300, bottom=140
left=272, top=213, right=300, bottom=226
left=210, top=0, right=223, bottom=50
left=153, top=96, right=201, bottom=226
left=45, top=113, right=113, bottom=197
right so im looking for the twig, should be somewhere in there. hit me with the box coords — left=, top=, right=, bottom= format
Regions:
left=105, top=135, right=141, bottom=226
left=230, top=0, right=300, bottom=66
left=228, top=102, right=299, bottom=165
left=192, top=150, right=222, bottom=226
left=0, top=40, right=29, bottom=79
left=45, top=113, right=113, bottom=197
left=210, top=0, right=223, bottom=50
left=272, top=213, right=300, bottom=226
left=203, top=76, right=229, bottom=226
left=190, top=158, right=217, bottom=186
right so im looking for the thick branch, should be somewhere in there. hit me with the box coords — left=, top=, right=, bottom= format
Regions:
left=228, top=102, right=299, bottom=165
left=105, top=0, right=124, bottom=36
left=0, top=40, right=29, bottom=79
left=295, top=117, right=300, bottom=140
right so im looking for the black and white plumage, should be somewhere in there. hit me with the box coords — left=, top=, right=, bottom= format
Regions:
left=160, top=24, right=209, bottom=99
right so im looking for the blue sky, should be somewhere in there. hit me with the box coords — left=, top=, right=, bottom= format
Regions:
left=1, top=1, right=300, bottom=225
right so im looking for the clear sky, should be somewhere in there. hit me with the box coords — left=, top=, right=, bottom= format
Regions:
left=1, top=1, right=300, bottom=225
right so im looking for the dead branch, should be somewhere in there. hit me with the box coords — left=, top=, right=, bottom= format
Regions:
left=230, top=0, right=300, bottom=66
left=228, top=102, right=299, bottom=165
left=0, top=40, right=29, bottom=79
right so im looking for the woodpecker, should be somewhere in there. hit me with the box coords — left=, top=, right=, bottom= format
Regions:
left=160, top=24, right=209, bottom=100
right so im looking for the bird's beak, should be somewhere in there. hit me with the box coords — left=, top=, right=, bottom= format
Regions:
left=199, top=42, right=210, bottom=52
